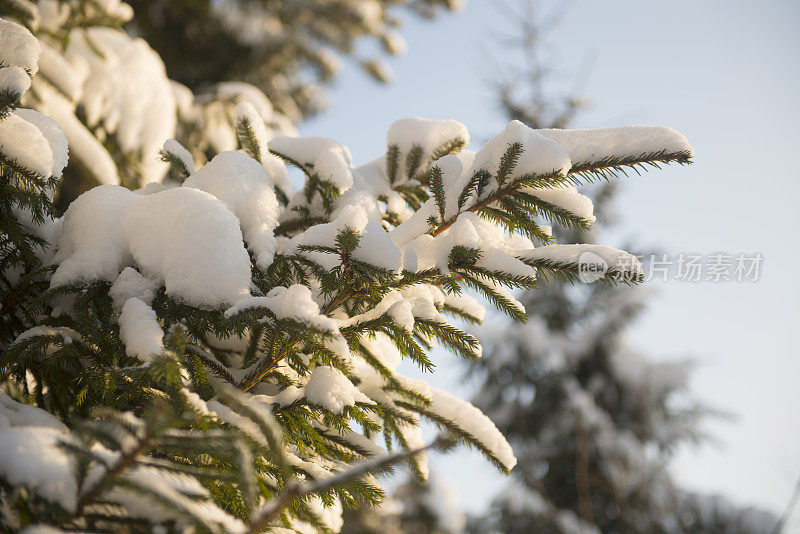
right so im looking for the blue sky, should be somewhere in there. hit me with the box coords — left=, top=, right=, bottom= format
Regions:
left=302, top=0, right=800, bottom=524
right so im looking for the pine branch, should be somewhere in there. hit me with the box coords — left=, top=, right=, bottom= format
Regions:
left=235, top=115, right=263, bottom=162
left=158, top=149, right=191, bottom=180
left=386, top=144, right=400, bottom=184
left=430, top=164, right=446, bottom=222
left=521, top=256, right=643, bottom=285
left=496, top=142, right=522, bottom=187
left=247, top=436, right=450, bottom=533
left=567, top=149, right=693, bottom=183
left=405, top=144, right=424, bottom=180
left=0, top=87, right=21, bottom=120
left=73, top=404, right=163, bottom=515
left=430, top=136, right=468, bottom=162
left=433, top=168, right=566, bottom=237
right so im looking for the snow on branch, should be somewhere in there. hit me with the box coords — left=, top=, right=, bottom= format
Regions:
left=520, top=244, right=644, bottom=284
left=541, top=126, right=694, bottom=181
left=2, top=86, right=694, bottom=531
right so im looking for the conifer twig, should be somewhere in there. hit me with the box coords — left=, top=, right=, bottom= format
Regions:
left=74, top=404, right=164, bottom=515
left=247, top=435, right=450, bottom=533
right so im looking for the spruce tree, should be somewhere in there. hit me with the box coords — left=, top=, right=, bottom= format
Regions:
left=466, top=3, right=779, bottom=533
left=1, top=7, right=699, bottom=534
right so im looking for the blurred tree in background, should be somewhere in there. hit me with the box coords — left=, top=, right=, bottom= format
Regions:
left=466, top=3, right=780, bottom=533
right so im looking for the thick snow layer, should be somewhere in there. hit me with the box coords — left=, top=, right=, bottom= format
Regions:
left=539, top=126, right=695, bottom=166
left=360, top=333, right=403, bottom=372
left=262, top=151, right=291, bottom=193
left=38, top=41, right=85, bottom=101
left=0, top=427, right=76, bottom=511
left=269, top=136, right=354, bottom=191
left=65, top=27, right=175, bottom=184
left=185, top=151, right=279, bottom=269
left=52, top=185, right=134, bottom=286
left=466, top=120, right=571, bottom=197
left=477, top=248, right=537, bottom=280
left=524, top=184, right=596, bottom=222
left=0, top=18, right=40, bottom=75
left=390, top=200, right=438, bottom=249
left=0, top=111, right=54, bottom=176
left=0, top=65, right=31, bottom=96
left=226, top=285, right=338, bottom=333
left=53, top=185, right=252, bottom=308
left=304, top=366, right=373, bottom=413
left=353, top=221, right=402, bottom=272
left=400, top=211, right=532, bottom=279
left=33, top=95, right=119, bottom=185
left=284, top=205, right=401, bottom=272
left=395, top=122, right=572, bottom=229
left=351, top=156, right=412, bottom=219
left=109, top=267, right=157, bottom=310
left=331, top=180, right=385, bottom=225
left=15, top=108, right=69, bottom=179
left=0, top=392, right=66, bottom=431
left=389, top=132, right=555, bottom=249
left=118, top=297, right=163, bottom=362
left=230, top=101, right=291, bottom=191
left=162, top=139, right=194, bottom=174
left=400, top=376, right=517, bottom=471
left=124, top=188, right=252, bottom=307
left=388, top=300, right=415, bottom=331
left=185, top=82, right=293, bottom=189
left=401, top=284, right=448, bottom=324
left=387, top=117, right=469, bottom=157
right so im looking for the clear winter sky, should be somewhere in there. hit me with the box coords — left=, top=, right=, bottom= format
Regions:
left=302, top=0, right=800, bottom=524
